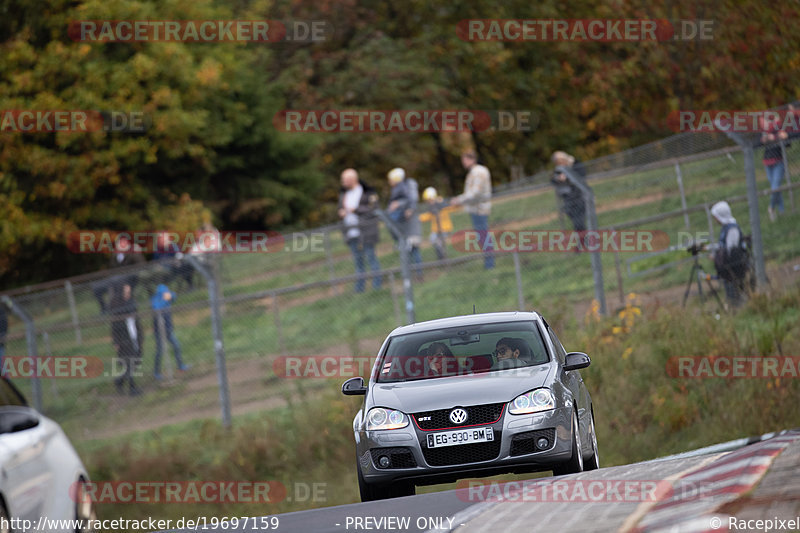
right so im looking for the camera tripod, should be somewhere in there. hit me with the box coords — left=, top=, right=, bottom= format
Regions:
left=681, top=252, right=724, bottom=309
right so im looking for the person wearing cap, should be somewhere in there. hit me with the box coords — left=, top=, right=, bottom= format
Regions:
left=451, top=150, right=494, bottom=269
left=387, top=168, right=423, bottom=277
left=710, top=201, right=748, bottom=307
left=338, top=168, right=382, bottom=293
left=419, top=187, right=455, bottom=260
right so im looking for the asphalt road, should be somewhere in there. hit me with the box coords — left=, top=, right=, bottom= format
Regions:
left=167, top=430, right=800, bottom=533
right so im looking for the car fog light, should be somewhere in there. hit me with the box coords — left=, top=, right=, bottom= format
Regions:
left=378, top=456, right=391, bottom=468
left=537, top=437, right=549, bottom=449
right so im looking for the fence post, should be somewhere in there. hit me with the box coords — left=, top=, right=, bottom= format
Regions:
left=705, top=204, right=715, bottom=243
left=272, top=292, right=286, bottom=356
left=64, top=280, right=82, bottom=345
left=611, top=227, right=625, bottom=306
left=512, top=252, right=525, bottom=311
left=674, top=161, right=691, bottom=229
left=1, top=296, right=42, bottom=412
left=156, top=310, right=172, bottom=381
left=376, top=210, right=415, bottom=324
left=184, top=256, right=231, bottom=429
left=388, top=271, right=402, bottom=327
left=324, top=230, right=338, bottom=294
left=720, top=133, right=768, bottom=289
left=42, top=331, right=59, bottom=400
left=780, top=140, right=795, bottom=212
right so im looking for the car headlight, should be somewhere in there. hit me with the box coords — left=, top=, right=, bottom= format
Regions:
left=508, top=388, right=555, bottom=415
left=366, top=407, right=409, bottom=430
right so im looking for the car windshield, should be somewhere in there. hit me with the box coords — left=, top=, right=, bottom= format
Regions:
left=376, top=321, right=549, bottom=383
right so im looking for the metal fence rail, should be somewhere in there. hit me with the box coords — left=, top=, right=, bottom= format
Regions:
left=1, top=109, right=799, bottom=436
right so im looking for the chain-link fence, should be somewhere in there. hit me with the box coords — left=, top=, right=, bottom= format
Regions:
left=2, top=103, right=799, bottom=439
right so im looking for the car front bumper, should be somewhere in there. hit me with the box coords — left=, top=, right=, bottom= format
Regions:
left=357, top=405, right=574, bottom=487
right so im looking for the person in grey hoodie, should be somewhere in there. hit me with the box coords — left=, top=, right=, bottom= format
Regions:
left=710, top=201, right=748, bottom=307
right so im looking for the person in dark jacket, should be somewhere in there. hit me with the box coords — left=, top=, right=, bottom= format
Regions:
left=109, top=282, right=143, bottom=395
left=338, top=168, right=382, bottom=293
left=551, top=151, right=588, bottom=232
left=93, top=234, right=145, bottom=314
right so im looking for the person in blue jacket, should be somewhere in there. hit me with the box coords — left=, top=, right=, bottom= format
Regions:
left=151, top=283, right=189, bottom=379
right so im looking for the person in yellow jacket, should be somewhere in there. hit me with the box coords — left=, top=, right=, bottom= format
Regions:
left=418, top=187, right=455, bottom=260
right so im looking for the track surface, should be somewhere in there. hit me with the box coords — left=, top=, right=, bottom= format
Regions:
left=167, top=431, right=800, bottom=533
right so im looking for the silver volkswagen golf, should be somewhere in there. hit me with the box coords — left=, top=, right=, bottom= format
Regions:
left=342, top=311, right=599, bottom=501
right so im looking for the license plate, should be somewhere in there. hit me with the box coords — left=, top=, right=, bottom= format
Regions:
left=427, top=427, right=494, bottom=448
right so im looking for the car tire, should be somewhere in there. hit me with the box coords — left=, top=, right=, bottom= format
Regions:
left=584, top=409, right=600, bottom=471
left=357, top=464, right=415, bottom=501
left=74, top=478, right=97, bottom=532
left=553, top=410, right=584, bottom=476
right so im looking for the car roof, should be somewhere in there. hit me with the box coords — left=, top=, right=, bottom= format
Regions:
left=388, top=311, right=542, bottom=337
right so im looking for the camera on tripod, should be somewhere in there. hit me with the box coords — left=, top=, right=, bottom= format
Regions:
left=686, top=241, right=707, bottom=256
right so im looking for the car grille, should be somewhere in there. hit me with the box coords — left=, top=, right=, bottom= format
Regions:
left=422, top=437, right=502, bottom=466
left=413, top=403, right=505, bottom=431
left=369, top=447, right=418, bottom=469
left=509, top=428, right=556, bottom=456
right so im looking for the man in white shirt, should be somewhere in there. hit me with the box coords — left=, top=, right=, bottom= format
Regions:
left=338, top=168, right=382, bottom=293
left=452, top=150, right=494, bottom=269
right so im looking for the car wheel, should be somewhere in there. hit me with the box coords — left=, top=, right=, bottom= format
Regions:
left=74, top=478, right=97, bottom=532
left=584, top=409, right=600, bottom=471
left=553, top=410, right=584, bottom=476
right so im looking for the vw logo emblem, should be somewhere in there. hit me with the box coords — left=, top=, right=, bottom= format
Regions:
left=449, top=408, right=468, bottom=424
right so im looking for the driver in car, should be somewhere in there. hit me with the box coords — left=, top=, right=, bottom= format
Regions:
left=491, top=337, right=529, bottom=370
left=426, top=342, right=458, bottom=376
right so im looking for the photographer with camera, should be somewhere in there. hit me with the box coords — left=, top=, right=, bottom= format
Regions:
left=710, top=201, right=749, bottom=307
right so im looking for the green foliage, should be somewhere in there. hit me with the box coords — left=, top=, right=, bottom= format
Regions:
left=0, top=0, right=322, bottom=286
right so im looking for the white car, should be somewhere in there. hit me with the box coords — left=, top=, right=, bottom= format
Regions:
left=0, top=378, right=94, bottom=533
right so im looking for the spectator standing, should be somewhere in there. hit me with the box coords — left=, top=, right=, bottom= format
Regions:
left=151, top=282, right=189, bottom=380
left=760, top=116, right=790, bottom=221
left=387, top=168, right=423, bottom=278
left=451, top=150, right=494, bottom=269
left=711, top=201, right=748, bottom=308
left=110, top=282, right=143, bottom=396
left=338, top=168, right=382, bottom=293
left=550, top=151, right=588, bottom=232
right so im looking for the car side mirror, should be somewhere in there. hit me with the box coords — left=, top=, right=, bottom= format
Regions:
left=342, top=377, right=367, bottom=396
left=564, top=352, right=591, bottom=371
left=0, top=408, right=40, bottom=434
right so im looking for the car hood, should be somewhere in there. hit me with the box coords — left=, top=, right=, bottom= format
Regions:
left=369, top=364, right=553, bottom=413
